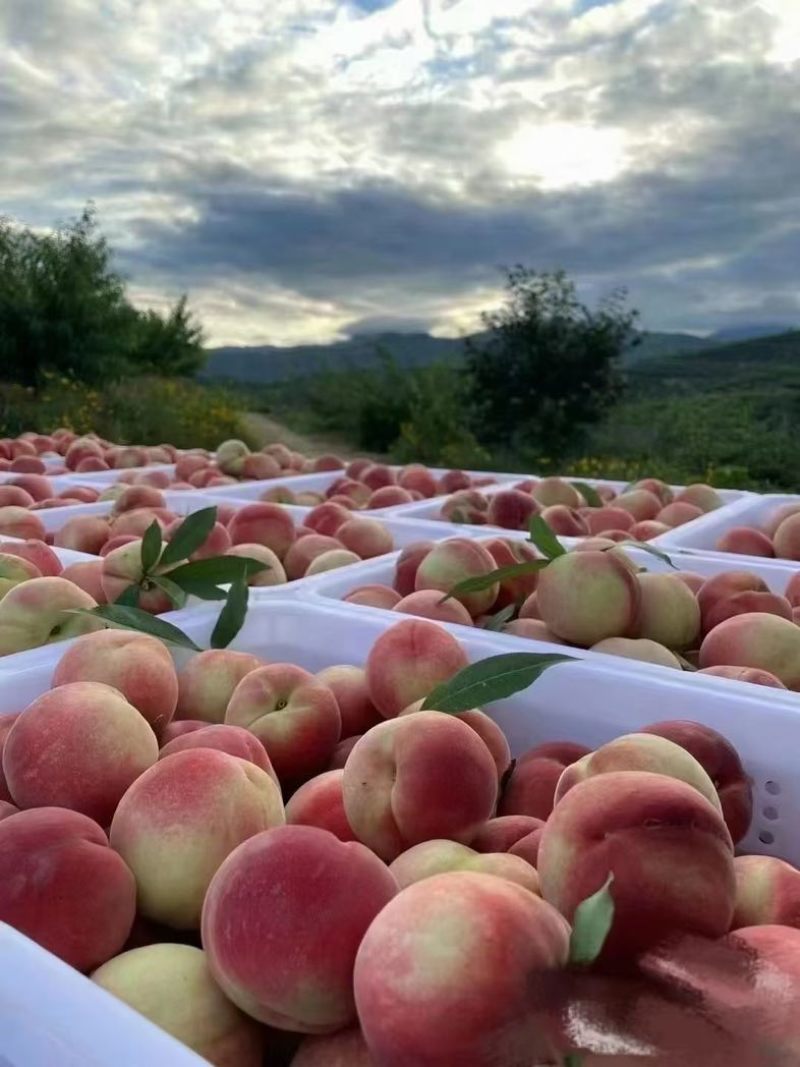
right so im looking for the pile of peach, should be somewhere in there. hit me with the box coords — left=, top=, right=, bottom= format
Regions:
left=714, top=501, right=800, bottom=560
left=1, top=620, right=799, bottom=1065
left=441, top=475, right=723, bottom=540
left=0, top=430, right=179, bottom=474
left=343, top=536, right=800, bottom=689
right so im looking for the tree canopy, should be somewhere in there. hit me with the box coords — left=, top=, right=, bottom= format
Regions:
left=0, top=207, right=205, bottom=387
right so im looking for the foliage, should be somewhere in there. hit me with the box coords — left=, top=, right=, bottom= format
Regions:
left=0, top=207, right=205, bottom=387
left=464, top=268, right=638, bottom=456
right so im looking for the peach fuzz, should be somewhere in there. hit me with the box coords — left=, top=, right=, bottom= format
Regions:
left=93, top=943, right=265, bottom=1067
left=365, top=618, right=469, bottom=718
left=554, top=733, right=722, bottom=812
left=0, top=576, right=101, bottom=655
left=415, top=537, right=499, bottom=615
left=202, top=824, right=397, bottom=1032
left=343, top=584, right=402, bottom=610
left=389, top=839, right=540, bottom=893
left=291, top=1029, right=374, bottom=1066
left=285, top=769, right=356, bottom=842
left=539, top=771, right=735, bottom=962
left=393, top=539, right=434, bottom=596
left=400, top=702, right=511, bottom=780
left=0, top=807, right=136, bottom=972
left=399, top=464, right=438, bottom=497
left=304, top=501, right=352, bottom=537
left=342, top=710, right=497, bottom=861
left=225, top=662, right=341, bottom=784
left=499, top=741, right=591, bottom=820
left=0, top=485, right=35, bottom=508
left=315, top=664, right=382, bottom=737
left=715, top=527, right=775, bottom=556
left=504, top=618, right=567, bottom=643
left=0, top=713, right=21, bottom=801
left=471, top=814, right=545, bottom=853
left=337, top=517, right=393, bottom=559
left=698, top=664, right=787, bottom=688
left=0, top=505, right=46, bottom=540
left=394, top=588, right=474, bottom=626
left=487, top=489, right=539, bottom=530
left=635, top=572, right=701, bottom=650
left=53, top=629, right=179, bottom=734
left=227, top=503, right=296, bottom=559
left=641, top=719, right=752, bottom=844
left=704, top=589, right=792, bottom=632
left=111, top=748, right=284, bottom=928
left=159, top=724, right=278, bottom=785
left=0, top=539, right=63, bottom=576
left=773, top=513, right=800, bottom=560
left=354, top=871, right=570, bottom=1067
left=540, top=505, right=589, bottom=536
left=176, top=649, right=263, bottom=724
left=730, top=855, right=800, bottom=930
left=284, top=533, right=343, bottom=580
left=537, top=550, right=641, bottom=647
left=482, top=537, right=541, bottom=609
left=591, top=636, right=682, bottom=668
left=226, top=543, right=287, bottom=586
left=699, top=611, right=800, bottom=689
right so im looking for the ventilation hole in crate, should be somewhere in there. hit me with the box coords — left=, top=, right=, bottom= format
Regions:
left=758, top=830, right=775, bottom=846
left=763, top=806, right=779, bottom=821
left=765, top=781, right=781, bottom=796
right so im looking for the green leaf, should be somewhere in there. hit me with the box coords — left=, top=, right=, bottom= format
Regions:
left=441, top=560, right=548, bottom=604
left=613, top=541, right=677, bottom=569
left=571, top=481, right=603, bottom=508
left=483, top=603, right=518, bottom=632
left=114, top=583, right=141, bottom=608
left=569, top=874, right=615, bottom=966
left=66, top=606, right=201, bottom=651
left=421, top=651, right=576, bottom=714
left=140, top=520, right=163, bottom=575
left=167, top=556, right=267, bottom=593
left=210, top=572, right=249, bottom=649
left=528, top=515, right=566, bottom=560
left=159, top=507, right=218, bottom=568
left=149, top=575, right=188, bottom=609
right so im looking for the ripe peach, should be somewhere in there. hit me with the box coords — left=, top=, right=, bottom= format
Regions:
left=93, top=943, right=265, bottom=1066
left=241, top=452, right=281, bottom=480
left=715, top=527, right=775, bottom=556
left=342, top=710, right=497, bottom=861
left=765, top=503, right=800, bottom=538
left=773, top=513, right=800, bottom=560
left=0, top=799, right=18, bottom=820
left=698, top=570, right=767, bottom=620
left=284, top=534, right=342, bottom=580
left=394, top=589, right=474, bottom=626
left=0, top=576, right=101, bottom=655
left=0, top=485, right=35, bottom=508
left=159, top=724, right=277, bottom=782
left=101, top=539, right=172, bottom=613
left=354, top=871, right=570, bottom=1066
left=393, top=540, right=434, bottom=596
left=504, top=618, right=566, bottom=642
left=699, top=612, right=800, bottom=689
left=698, top=664, right=787, bottom=688
left=360, top=464, right=396, bottom=491
left=160, top=719, right=208, bottom=744
left=111, top=507, right=175, bottom=540
left=591, top=637, right=682, bottom=668
left=53, top=629, right=179, bottom=734
left=176, top=649, right=263, bottom=724
left=343, top=584, right=402, bottom=610
left=630, top=478, right=673, bottom=504
left=537, top=550, right=641, bottom=647
left=0, top=807, right=136, bottom=971
left=304, top=502, right=352, bottom=537
left=202, top=824, right=397, bottom=1031
left=285, top=769, right=356, bottom=842
left=226, top=543, right=287, bottom=586
left=164, top=517, right=231, bottom=561
left=0, top=539, right=62, bottom=576
left=471, top=815, right=545, bottom=854
left=345, top=458, right=373, bottom=480
left=499, top=741, right=591, bottom=820
left=614, top=489, right=663, bottom=521
left=481, top=537, right=541, bottom=609
left=263, top=442, right=294, bottom=467
left=674, top=571, right=706, bottom=595
left=531, top=478, right=581, bottom=509
left=0, top=713, right=20, bottom=801
left=60, top=485, right=101, bottom=503
left=439, top=469, right=472, bottom=493
left=228, top=503, right=296, bottom=559
left=313, top=453, right=346, bottom=472
left=0, top=505, right=46, bottom=540
left=440, top=489, right=488, bottom=524
left=629, top=520, right=671, bottom=540
left=540, top=505, right=589, bottom=536
left=398, top=464, right=438, bottom=497
left=326, top=478, right=371, bottom=507
left=3, top=681, right=159, bottom=824
left=415, top=538, right=499, bottom=615
left=641, top=719, right=752, bottom=844
left=260, top=485, right=296, bottom=504
left=519, top=590, right=541, bottom=618
left=315, top=664, right=382, bottom=737
left=295, top=491, right=325, bottom=506
left=99, top=533, right=138, bottom=556
left=509, top=827, right=545, bottom=869
left=337, top=518, right=393, bottom=559
left=9, top=456, right=45, bottom=474
left=329, top=735, right=361, bottom=769
left=113, top=485, right=166, bottom=515
left=216, top=439, right=250, bottom=476
left=365, top=618, right=469, bottom=718
left=635, top=572, right=701, bottom=650
left=487, top=489, right=539, bottom=530
left=111, top=749, right=284, bottom=928
left=389, top=839, right=540, bottom=893
left=0, top=554, right=40, bottom=600
left=368, top=486, right=413, bottom=508
left=399, top=702, right=511, bottom=780
left=175, top=454, right=210, bottom=482
left=54, top=514, right=111, bottom=555
left=305, top=548, right=361, bottom=575
left=539, top=771, right=735, bottom=961
left=675, top=483, right=722, bottom=512
left=704, top=590, right=792, bottom=632
left=731, top=855, right=800, bottom=930
left=584, top=507, right=635, bottom=535
left=291, top=1028, right=373, bottom=1066
left=657, top=501, right=704, bottom=527
left=226, top=663, right=341, bottom=784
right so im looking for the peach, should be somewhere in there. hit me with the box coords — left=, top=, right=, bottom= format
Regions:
left=0, top=576, right=100, bottom=655
left=345, top=458, right=374, bottom=480
left=400, top=702, right=511, bottom=780
left=486, top=489, right=539, bottom=531
left=731, top=855, right=800, bottom=930
left=360, top=464, right=396, bottom=491
left=164, top=517, right=231, bottom=561
left=260, top=485, right=296, bottom=504
left=368, top=486, right=413, bottom=508
left=773, top=513, right=800, bottom=560
left=100, top=533, right=138, bottom=556
left=285, top=769, right=356, bottom=841
left=60, top=485, right=101, bottom=503
left=530, top=478, right=580, bottom=509
left=76, top=456, right=110, bottom=472
left=398, top=464, right=438, bottom=497
left=704, top=590, right=792, bottom=632
left=343, top=584, right=402, bottom=609
left=327, top=478, right=371, bottom=507
left=631, top=478, right=673, bottom=504
left=365, top=618, right=469, bottom=718
left=53, top=629, right=179, bottom=734
left=555, top=733, right=722, bottom=811
left=591, top=637, right=682, bottom=668
left=54, top=514, right=111, bottom=554
left=415, top=537, right=499, bottom=615
left=315, top=664, right=382, bottom=737
left=614, top=489, right=663, bottom=521
left=216, top=439, right=250, bottom=476
left=519, top=590, right=541, bottom=618
left=676, top=483, right=723, bottom=512
left=304, top=501, right=352, bottom=537
left=0, top=505, right=45, bottom=540
left=440, top=489, right=488, bottom=524
left=540, top=505, right=589, bottom=536
left=228, top=503, right=296, bottom=559
left=0, top=553, right=40, bottom=599
left=176, top=454, right=210, bottom=481
left=0, top=799, right=18, bottom=820
left=202, top=824, right=397, bottom=1031
left=394, top=589, right=474, bottom=626
left=584, top=507, right=635, bottom=535
left=159, top=723, right=276, bottom=780
left=635, top=572, right=701, bottom=650
left=508, top=827, right=544, bottom=868
left=0, top=485, right=35, bottom=508
left=481, top=537, right=541, bottom=609
left=783, top=570, right=800, bottom=607
left=65, top=437, right=104, bottom=469
left=722, top=925, right=800, bottom=1059
left=330, top=734, right=361, bottom=768
left=698, top=664, right=787, bottom=688
left=9, top=456, right=45, bottom=474
left=471, top=815, right=546, bottom=854
left=161, top=718, right=208, bottom=744
left=263, top=442, right=294, bottom=467
left=657, top=501, right=704, bottom=527
left=716, top=527, right=775, bottom=556
left=176, top=650, right=263, bottom=724
left=111, top=749, right=284, bottom=928
left=341, top=710, right=497, bottom=861
left=284, top=534, right=343, bottom=580
left=241, top=452, right=280, bottom=480
left=295, top=491, right=325, bottom=506
left=93, top=943, right=264, bottom=1066
left=389, top=839, right=540, bottom=893
left=112, top=485, right=166, bottom=514
left=313, top=453, right=346, bottom=472
left=641, top=719, right=752, bottom=844
left=0, top=538, right=62, bottom=576
left=629, top=519, right=671, bottom=540
left=674, top=570, right=706, bottom=594
left=504, top=618, right=566, bottom=643
left=224, top=542, right=287, bottom=587
left=699, top=612, right=800, bottom=689
left=101, top=539, right=172, bottom=613
left=0, top=713, right=20, bottom=801
left=291, top=1028, right=374, bottom=1066
left=500, top=741, right=590, bottom=820
left=698, top=570, right=768, bottom=619
left=305, top=548, right=361, bottom=575
left=0, top=807, right=136, bottom=971
left=337, top=517, right=393, bottom=559
left=354, top=871, right=570, bottom=1066
left=764, top=505, right=800, bottom=540
left=4, top=681, right=158, bottom=823
left=226, top=663, right=341, bottom=784
left=439, top=469, right=472, bottom=493
left=537, top=550, right=641, bottom=647
left=539, top=771, right=735, bottom=961
left=393, top=540, right=434, bottom=596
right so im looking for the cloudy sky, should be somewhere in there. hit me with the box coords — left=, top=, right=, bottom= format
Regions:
left=1, top=0, right=798, bottom=346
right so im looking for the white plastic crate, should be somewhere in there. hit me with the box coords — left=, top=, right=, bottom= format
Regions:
left=656, top=494, right=800, bottom=563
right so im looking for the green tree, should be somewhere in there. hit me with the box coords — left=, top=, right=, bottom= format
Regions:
left=465, top=267, right=638, bottom=457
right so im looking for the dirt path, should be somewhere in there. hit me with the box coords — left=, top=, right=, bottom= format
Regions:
left=241, top=412, right=385, bottom=461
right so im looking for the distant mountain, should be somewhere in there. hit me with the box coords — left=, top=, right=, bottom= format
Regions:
left=202, top=329, right=717, bottom=384
left=710, top=323, right=798, bottom=344
left=629, top=329, right=800, bottom=389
